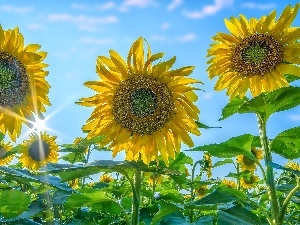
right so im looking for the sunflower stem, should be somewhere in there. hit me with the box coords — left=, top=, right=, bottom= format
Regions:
left=257, top=115, right=279, bottom=225
left=278, top=176, right=300, bottom=224
left=131, top=169, right=142, bottom=225
left=189, top=160, right=202, bottom=223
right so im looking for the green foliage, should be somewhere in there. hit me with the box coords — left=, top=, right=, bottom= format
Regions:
left=187, top=134, right=255, bottom=159
left=270, top=126, right=300, bottom=159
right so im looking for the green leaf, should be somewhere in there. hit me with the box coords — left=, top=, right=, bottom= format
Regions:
left=269, top=162, right=300, bottom=176
left=0, top=131, right=4, bottom=141
left=0, top=144, right=23, bottom=159
left=270, top=126, right=300, bottom=159
left=81, top=135, right=105, bottom=145
left=196, top=121, right=221, bottom=129
left=0, top=167, right=73, bottom=192
left=157, top=189, right=183, bottom=203
left=0, top=190, right=30, bottom=219
left=195, top=216, right=214, bottom=225
left=150, top=200, right=182, bottom=225
left=285, top=74, right=300, bottom=83
left=238, top=86, right=300, bottom=121
left=120, top=197, right=132, bottom=209
left=219, top=96, right=248, bottom=121
left=217, top=205, right=261, bottom=225
left=213, top=159, right=234, bottom=168
left=61, top=152, right=86, bottom=163
left=187, top=134, right=254, bottom=158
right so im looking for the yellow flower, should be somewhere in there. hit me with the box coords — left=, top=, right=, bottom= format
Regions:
left=147, top=174, right=163, bottom=186
left=77, top=37, right=201, bottom=165
left=19, top=132, right=59, bottom=171
left=68, top=178, right=79, bottom=189
left=0, top=26, right=51, bottom=141
left=221, top=178, right=237, bottom=188
left=195, top=186, right=207, bottom=198
left=99, top=174, right=114, bottom=183
left=285, top=160, right=300, bottom=171
left=203, top=152, right=212, bottom=178
left=0, top=140, right=14, bottom=165
left=237, top=148, right=263, bottom=172
left=185, top=167, right=190, bottom=176
left=240, top=174, right=259, bottom=189
left=207, top=4, right=300, bottom=99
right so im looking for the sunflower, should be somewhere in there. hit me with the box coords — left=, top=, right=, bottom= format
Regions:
left=0, top=26, right=51, bottom=141
left=19, top=132, right=59, bottom=171
left=73, top=137, right=88, bottom=154
left=147, top=173, right=163, bottom=186
left=207, top=4, right=300, bottom=99
left=77, top=37, right=201, bottom=165
left=0, top=140, right=14, bottom=165
left=195, top=186, right=207, bottom=198
left=221, top=178, right=237, bottom=188
left=203, top=152, right=212, bottom=178
left=99, top=174, right=114, bottom=183
left=68, top=178, right=79, bottom=189
left=237, top=147, right=263, bottom=172
left=285, top=160, right=300, bottom=171
left=240, top=174, right=259, bottom=189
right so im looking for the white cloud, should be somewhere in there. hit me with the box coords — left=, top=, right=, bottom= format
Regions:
left=71, top=1, right=116, bottom=11
left=183, top=0, right=233, bottom=19
left=167, top=0, right=183, bottom=11
left=151, top=33, right=197, bottom=42
left=119, top=0, right=157, bottom=11
left=80, top=37, right=114, bottom=45
left=241, top=2, right=276, bottom=10
left=26, top=24, right=42, bottom=30
left=178, top=33, right=196, bottom=42
left=48, top=14, right=118, bottom=30
left=0, top=5, right=33, bottom=13
left=160, top=22, right=170, bottom=30
left=289, top=114, right=300, bottom=121
left=202, top=92, right=213, bottom=100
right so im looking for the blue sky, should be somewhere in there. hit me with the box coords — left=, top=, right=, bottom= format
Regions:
left=1, top=0, right=299, bottom=168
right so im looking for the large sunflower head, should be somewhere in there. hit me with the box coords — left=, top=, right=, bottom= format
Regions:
left=0, top=140, right=14, bottom=166
left=77, top=37, right=201, bottom=165
left=207, top=4, right=300, bottom=99
left=19, top=132, right=59, bottom=171
left=0, top=26, right=51, bottom=141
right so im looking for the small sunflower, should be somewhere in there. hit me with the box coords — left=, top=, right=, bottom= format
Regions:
left=99, top=174, right=114, bottom=183
left=240, top=174, right=259, bottom=189
left=68, top=178, right=79, bottom=189
left=147, top=173, right=163, bottom=186
left=237, top=147, right=263, bottom=172
left=0, top=140, right=14, bottom=165
left=207, top=4, right=300, bottom=99
left=195, top=186, right=207, bottom=198
left=0, top=26, right=51, bottom=141
left=185, top=167, right=191, bottom=176
left=19, top=132, right=59, bottom=171
left=221, top=178, right=237, bottom=188
left=203, top=152, right=212, bottom=178
left=77, top=37, right=201, bottom=165
left=285, top=160, right=300, bottom=171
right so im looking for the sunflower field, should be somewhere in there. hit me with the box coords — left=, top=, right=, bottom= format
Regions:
left=0, top=3, right=300, bottom=225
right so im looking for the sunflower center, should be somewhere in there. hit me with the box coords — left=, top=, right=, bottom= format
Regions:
left=231, top=34, right=283, bottom=77
left=244, top=44, right=267, bottom=63
left=113, top=75, right=174, bottom=135
left=28, top=140, right=50, bottom=161
left=244, top=175, right=256, bottom=184
left=243, top=155, right=255, bottom=166
left=0, top=52, right=29, bottom=107
left=130, top=88, right=158, bottom=117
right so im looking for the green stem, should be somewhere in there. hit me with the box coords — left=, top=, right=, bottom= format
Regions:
left=189, top=160, right=202, bottom=223
left=257, top=115, right=279, bottom=225
left=278, top=176, right=300, bottom=224
left=131, top=170, right=142, bottom=225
